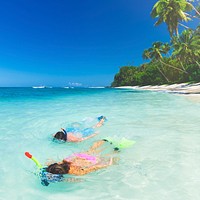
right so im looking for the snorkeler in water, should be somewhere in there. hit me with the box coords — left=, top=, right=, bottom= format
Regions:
left=25, top=137, right=134, bottom=185
left=46, top=139, right=118, bottom=175
left=53, top=116, right=106, bottom=142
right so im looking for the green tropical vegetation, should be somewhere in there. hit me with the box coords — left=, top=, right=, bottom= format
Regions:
left=111, top=0, right=200, bottom=87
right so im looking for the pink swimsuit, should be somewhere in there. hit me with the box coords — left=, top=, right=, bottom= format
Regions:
left=65, top=153, right=97, bottom=164
left=74, top=153, right=97, bottom=164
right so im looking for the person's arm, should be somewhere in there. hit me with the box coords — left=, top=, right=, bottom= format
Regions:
left=80, top=132, right=99, bottom=141
left=68, top=132, right=99, bottom=142
left=93, top=117, right=105, bottom=128
left=82, top=157, right=113, bottom=175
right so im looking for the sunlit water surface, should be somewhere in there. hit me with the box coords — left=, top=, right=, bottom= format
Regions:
left=0, top=87, right=199, bottom=200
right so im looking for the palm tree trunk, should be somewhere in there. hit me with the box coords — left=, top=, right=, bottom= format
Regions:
left=178, top=58, right=186, bottom=71
left=156, top=60, right=170, bottom=82
left=157, top=66, right=170, bottom=82
left=176, top=27, right=179, bottom=36
left=195, top=61, right=200, bottom=69
left=159, top=59, right=188, bottom=74
left=191, top=58, right=200, bottom=69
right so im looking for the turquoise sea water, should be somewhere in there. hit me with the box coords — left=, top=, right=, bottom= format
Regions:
left=0, top=87, right=200, bottom=200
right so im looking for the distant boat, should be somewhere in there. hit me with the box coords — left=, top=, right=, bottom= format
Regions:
left=32, top=86, right=46, bottom=89
left=64, top=86, right=74, bottom=89
left=88, top=87, right=105, bottom=88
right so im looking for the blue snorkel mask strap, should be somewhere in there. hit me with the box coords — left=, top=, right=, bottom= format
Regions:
left=62, top=128, right=67, bottom=141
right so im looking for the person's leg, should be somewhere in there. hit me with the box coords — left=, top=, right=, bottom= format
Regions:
left=86, top=139, right=118, bottom=154
left=86, top=140, right=106, bottom=154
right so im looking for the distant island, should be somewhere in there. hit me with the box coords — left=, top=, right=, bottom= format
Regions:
left=111, top=0, right=200, bottom=87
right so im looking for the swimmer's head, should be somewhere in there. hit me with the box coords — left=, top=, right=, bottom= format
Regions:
left=53, top=131, right=67, bottom=142
left=46, top=162, right=70, bottom=174
left=98, top=116, right=107, bottom=121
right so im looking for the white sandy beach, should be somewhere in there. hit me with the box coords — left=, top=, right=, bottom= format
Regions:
left=116, top=82, right=200, bottom=101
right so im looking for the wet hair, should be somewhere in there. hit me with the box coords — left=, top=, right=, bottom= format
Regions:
left=46, top=162, right=70, bottom=174
left=53, top=131, right=67, bottom=141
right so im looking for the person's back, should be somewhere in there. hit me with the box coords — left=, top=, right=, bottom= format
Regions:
left=53, top=116, right=106, bottom=142
left=46, top=139, right=115, bottom=175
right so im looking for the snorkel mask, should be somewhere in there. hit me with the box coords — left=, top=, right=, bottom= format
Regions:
left=25, top=152, right=64, bottom=186
left=53, top=129, right=67, bottom=142
left=97, top=116, right=107, bottom=121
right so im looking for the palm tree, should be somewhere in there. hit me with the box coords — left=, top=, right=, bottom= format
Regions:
left=188, top=1, right=200, bottom=18
left=171, top=29, right=200, bottom=67
left=142, top=42, right=170, bottom=82
left=162, top=43, right=171, bottom=56
left=142, top=49, right=151, bottom=60
left=143, top=41, right=188, bottom=81
left=182, top=3, right=200, bottom=26
left=147, top=42, right=168, bottom=60
left=151, top=0, right=193, bottom=37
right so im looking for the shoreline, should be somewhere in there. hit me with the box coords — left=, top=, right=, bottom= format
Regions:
left=115, top=82, right=200, bottom=101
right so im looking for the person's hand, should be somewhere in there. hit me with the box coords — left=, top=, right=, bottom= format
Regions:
left=109, top=157, right=113, bottom=165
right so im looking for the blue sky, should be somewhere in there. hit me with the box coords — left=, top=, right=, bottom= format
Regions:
left=0, top=0, right=198, bottom=87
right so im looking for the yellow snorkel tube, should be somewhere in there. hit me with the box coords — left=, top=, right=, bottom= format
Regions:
left=25, top=152, right=43, bottom=169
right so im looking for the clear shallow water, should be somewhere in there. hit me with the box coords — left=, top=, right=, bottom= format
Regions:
left=0, top=87, right=200, bottom=200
